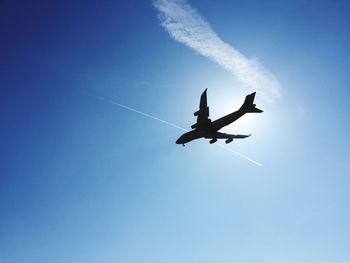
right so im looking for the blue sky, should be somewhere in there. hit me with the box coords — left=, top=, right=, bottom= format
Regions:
left=1, top=0, right=350, bottom=262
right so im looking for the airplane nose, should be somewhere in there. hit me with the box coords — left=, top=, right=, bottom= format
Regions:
left=176, top=135, right=184, bottom=144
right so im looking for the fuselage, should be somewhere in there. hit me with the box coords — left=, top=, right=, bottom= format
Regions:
left=211, top=109, right=245, bottom=131
left=176, top=109, right=245, bottom=145
left=176, top=130, right=203, bottom=144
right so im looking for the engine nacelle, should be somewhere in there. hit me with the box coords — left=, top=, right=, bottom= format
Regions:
left=191, top=123, right=198, bottom=129
left=225, top=138, right=233, bottom=144
left=209, top=138, right=217, bottom=144
left=193, top=107, right=209, bottom=116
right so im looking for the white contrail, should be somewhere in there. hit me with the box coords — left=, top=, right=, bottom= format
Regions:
left=217, top=144, right=262, bottom=166
left=153, top=0, right=281, bottom=102
left=99, top=96, right=262, bottom=166
left=98, top=97, right=187, bottom=131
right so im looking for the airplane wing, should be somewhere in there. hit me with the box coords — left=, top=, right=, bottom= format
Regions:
left=205, top=132, right=251, bottom=144
left=191, top=89, right=210, bottom=128
left=214, top=132, right=251, bottom=139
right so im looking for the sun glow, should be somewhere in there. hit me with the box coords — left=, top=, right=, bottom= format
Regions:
left=206, top=87, right=260, bottom=134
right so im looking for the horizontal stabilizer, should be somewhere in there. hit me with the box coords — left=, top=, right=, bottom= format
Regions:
left=240, top=92, right=263, bottom=113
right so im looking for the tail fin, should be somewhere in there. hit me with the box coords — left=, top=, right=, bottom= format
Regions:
left=240, top=92, right=263, bottom=113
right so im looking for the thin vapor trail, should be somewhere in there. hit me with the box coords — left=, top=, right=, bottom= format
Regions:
left=217, top=144, right=262, bottom=166
left=98, top=97, right=187, bottom=131
left=98, top=96, right=262, bottom=166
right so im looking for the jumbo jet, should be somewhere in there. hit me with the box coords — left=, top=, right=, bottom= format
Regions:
left=176, top=89, right=263, bottom=146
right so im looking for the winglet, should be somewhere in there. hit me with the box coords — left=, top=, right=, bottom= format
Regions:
left=194, top=89, right=209, bottom=116
left=199, top=89, right=208, bottom=109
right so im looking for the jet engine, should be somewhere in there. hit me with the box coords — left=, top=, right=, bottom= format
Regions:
left=191, top=123, right=198, bottom=129
left=225, top=138, right=233, bottom=144
left=193, top=107, right=209, bottom=116
left=209, top=138, right=217, bottom=144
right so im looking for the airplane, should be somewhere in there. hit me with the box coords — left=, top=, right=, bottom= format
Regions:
left=176, top=89, right=263, bottom=146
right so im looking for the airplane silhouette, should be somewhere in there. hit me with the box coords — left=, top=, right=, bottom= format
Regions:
left=176, top=89, right=263, bottom=146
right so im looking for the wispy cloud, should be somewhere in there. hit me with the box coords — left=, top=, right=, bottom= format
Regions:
left=153, top=0, right=281, bottom=102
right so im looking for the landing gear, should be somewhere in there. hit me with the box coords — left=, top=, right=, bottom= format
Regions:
left=182, top=144, right=185, bottom=147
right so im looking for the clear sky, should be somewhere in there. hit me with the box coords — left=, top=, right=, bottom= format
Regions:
left=1, top=0, right=350, bottom=262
